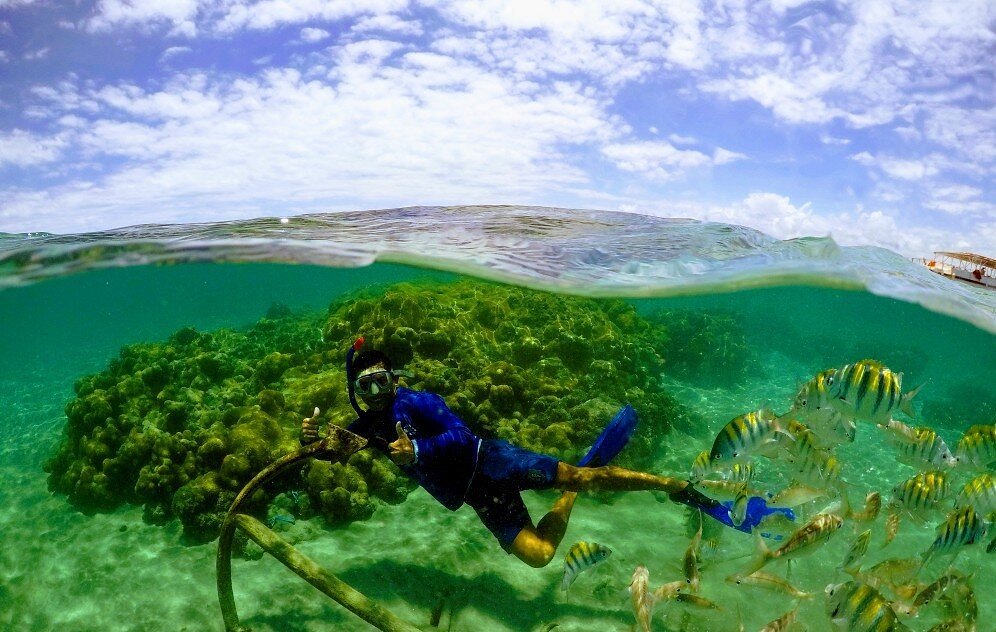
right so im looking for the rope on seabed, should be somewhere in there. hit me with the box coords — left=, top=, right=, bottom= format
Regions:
left=215, top=425, right=421, bottom=632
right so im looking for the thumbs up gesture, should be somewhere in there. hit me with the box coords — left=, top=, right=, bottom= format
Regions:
left=388, top=422, right=415, bottom=465
left=300, top=407, right=322, bottom=445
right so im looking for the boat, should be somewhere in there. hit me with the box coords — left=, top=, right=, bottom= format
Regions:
left=914, top=251, right=996, bottom=289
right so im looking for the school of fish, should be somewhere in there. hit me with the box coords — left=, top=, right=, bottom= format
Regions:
left=559, top=359, right=994, bottom=631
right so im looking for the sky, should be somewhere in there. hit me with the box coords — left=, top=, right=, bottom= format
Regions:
left=0, top=0, right=993, bottom=256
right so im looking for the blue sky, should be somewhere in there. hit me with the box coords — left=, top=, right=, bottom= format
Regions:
left=0, top=0, right=993, bottom=256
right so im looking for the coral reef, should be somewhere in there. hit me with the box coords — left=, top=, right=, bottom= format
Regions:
left=646, top=308, right=755, bottom=386
left=47, top=279, right=716, bottom=542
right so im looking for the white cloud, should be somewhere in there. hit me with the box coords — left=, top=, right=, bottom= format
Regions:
left=713, top=147, right=746, bottom=165
left=160, top=46, right=193, bottom=63
left=819, top=134, right=850, bottom=146
left=299, top=27, right=331, bottom=43
left=218, top=0, right=408, bottom=32
left=24, top=47, right=50, bottom=61
left=602, top=140, right=711, bottom=181
left=667, top=133, right=696, bottom=145
left=851, top=151, right=941, bottom=181
left=0, top=53, right=621, bottom=232
left=924, top=184, right=996, bottom=216
left=0, top=129, right=68, bottom=167
left=88, top=0, right=200, bottom=36
left=352, top=14, right=423, bottom=36
left=635, top=191, right=989, bottom=257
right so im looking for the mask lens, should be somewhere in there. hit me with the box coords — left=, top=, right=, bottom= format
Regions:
left=355, top=370, right=392, bottom=395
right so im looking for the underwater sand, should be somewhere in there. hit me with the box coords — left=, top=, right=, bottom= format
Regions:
left=1, top=208, right=995, bottom=631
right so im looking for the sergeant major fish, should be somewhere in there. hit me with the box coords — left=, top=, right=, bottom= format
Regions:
left=892, top=471, right=951, bottom=514
left=920, top=505, right=988, bottom=570
left=895, top=427, right=957, bottom=469
left=841, top=529, right=872, bottom=573
left=825, top=580, right=910, bottom=631
left=742, top=512, right=843, bottom=576
left=954, top=472, right=996, bottom=517
left=825, top=359, right=924, bottom=424
left=954, top=424, right=996, bottom=471
left=561, top=541, right=611, bottom=592
left=709, top=408, right=791, bottom=466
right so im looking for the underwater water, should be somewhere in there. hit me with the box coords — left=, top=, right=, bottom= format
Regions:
left=1, top=206, right=994, bottom=632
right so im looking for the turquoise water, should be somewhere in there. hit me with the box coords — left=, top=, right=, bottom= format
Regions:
left=1, top=208, right=994, bottom=631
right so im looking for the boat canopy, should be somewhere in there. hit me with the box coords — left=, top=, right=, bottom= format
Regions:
left=933, top=251, right=996, bottom=269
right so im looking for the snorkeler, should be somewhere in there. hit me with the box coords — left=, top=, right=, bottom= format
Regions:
left=301, top=338, right=785, bottom=567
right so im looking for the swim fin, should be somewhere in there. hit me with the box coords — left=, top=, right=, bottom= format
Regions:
left=576, top=404, right=638, bottom=468
left=670, top=485, right=795, bottom=535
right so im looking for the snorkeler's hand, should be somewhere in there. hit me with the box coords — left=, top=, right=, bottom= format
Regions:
left=300, top=407, right=322, bottom=445
left=388, top=422, right=415, bottom=465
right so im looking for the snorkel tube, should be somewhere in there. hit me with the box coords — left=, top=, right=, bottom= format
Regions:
left=345, top=337, right=365, bottom=415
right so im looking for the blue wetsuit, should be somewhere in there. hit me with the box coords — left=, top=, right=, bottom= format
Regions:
left=347, top=387, right=559, bottom=550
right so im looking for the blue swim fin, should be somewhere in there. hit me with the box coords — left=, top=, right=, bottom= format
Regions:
left=577, top=404, right=638, bottom=467
left=670, top=486, right=795, bottom=535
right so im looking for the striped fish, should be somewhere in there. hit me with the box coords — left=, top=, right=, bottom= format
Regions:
left=920, top=505, right=988, bottom=569
left=851, top=491, right=882, bottom=523
left=742, top=512, right=843, bottom=576
left=861, top=557, right=920, bottom=591
left=683, top=517, right=702, bottom=592
left=791, top=368, right=835, bottom=416
left=841, top=529, right=872, bottom=572
left=892, top=471, right=950, bottom=513
left=790, top=442, right=842, bottom=489
left=884, top=506, right=901, bottom=546
left=954, top=424, right=996, bottom=470
left=760, top=607, right=798, bottom=632
left=730, top=482, right=750, bottom=527
left=912, top=570, right=965, bottom=613
left=824, top=581, right=910, bottom=631
left=629, top=564, right=654, bottom=632
left=825, top=359, right=923, bottom=424
left=561, top=541, right=611, bottom=591
left=690, top=450, right=712, bottom=481
left=896, top=427, right=957, bottom=469
left=807, top=409, right=856, bottom=448
left=709, top=408, right=788, bottom=465
left=727, top=462, right=755, bottom=483
left=954, top=473, right=996, bottom=516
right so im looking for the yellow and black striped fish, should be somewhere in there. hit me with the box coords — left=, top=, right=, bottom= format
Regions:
left=841, top=529, right=872, bottom=573
left=562, top=541, right=611, bottom=591
left=826, top=359, right=923, bottom=424
left=892, top=471, right=950, bottom=513
left=954, top=424, right=996, bottom=470
left=791, top=368, right=835, bottom=416
left=690, top=450, right=711, bottom=481
left=896, top=427, right=957, bottom=469
left=921, top=505, right=988, bottom=569
left=955, top=473, right=996, bottom=517
left=709, top=408, right=787, bottom=465
left=824, top=580, right=910, bottom=631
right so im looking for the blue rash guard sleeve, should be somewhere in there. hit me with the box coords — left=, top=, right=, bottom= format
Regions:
left=347, top=388, right=481, bottom=511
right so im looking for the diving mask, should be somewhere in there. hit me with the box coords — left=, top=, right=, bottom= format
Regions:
left=354, top=369, right=394, bottom=396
